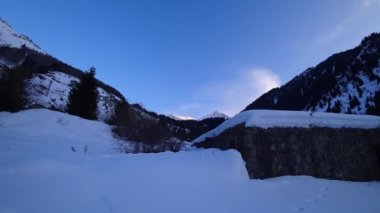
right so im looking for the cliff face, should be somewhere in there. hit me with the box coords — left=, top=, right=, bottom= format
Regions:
left=197, top=125, right=380, bottom=181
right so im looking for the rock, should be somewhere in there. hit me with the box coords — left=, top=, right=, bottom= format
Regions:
left=196, top=125, right=380, bottom=181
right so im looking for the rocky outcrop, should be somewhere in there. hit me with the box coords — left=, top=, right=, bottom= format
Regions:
left=196, top=125, right=380, bottom=181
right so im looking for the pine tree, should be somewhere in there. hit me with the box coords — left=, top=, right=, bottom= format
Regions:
left=67, top=67, right=99, bottom=120
left=0, top=64, right=28, bottom=112
left=109, top=100, right=130, bottom=125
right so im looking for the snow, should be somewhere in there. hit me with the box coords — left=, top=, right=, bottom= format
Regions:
left=0, top=18, right=45, bottom=54
left=194, top=110, right=380, bottom=143
left=315, top=70, right=380, bottom=114
left=0, top=109, right=118, bottom=155
left=168, top=114, right=195, bottom=121
left=26, top=71, right=76, bottom=111
left=97, top=87, right=121, bottom=121
left=200, top=111, right=230, bottom=120
left=273, top=96, right=279, bottom=104
left=25, top=71, right=119, bottom=121
left=0, top=58, right=17, bottom=69
left=168, top=111, right=230, bottom=121
left=1, top=109, right=380, bottom=213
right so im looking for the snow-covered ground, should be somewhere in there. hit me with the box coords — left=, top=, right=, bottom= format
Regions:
left=0, top=109, right=379, bottom=213
left=194, top=109, right=380, bottom=143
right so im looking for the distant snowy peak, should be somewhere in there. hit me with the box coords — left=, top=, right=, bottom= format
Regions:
left=168, top=111, right=230, bottom=121
left=168, top=114, right=195, bottom=121
left=0, top=18, right=45, bottom=54
left=200, top=111, right=230, bottom=120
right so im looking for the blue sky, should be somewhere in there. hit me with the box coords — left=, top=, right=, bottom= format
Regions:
left=1, top=0, right=380, bottom=118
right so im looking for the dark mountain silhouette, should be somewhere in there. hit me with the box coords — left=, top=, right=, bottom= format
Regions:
left=245, top=33, right=380, bottom=115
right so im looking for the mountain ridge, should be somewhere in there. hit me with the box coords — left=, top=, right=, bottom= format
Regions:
left=0, top=18, right=44, bottom=54
left=245, top=33, right=380, bottom=115
left=0, top=17, right=226, bottom=142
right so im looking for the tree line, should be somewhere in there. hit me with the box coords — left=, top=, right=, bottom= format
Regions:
left=0, top=62, right=99, bottom=120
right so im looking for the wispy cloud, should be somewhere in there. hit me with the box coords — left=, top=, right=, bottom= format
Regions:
left=316, top=0, right=380, bottom=45
left=165, top=68, right=281, bottom=118
left=362, top=0, right=380, bottom=8
left=195, top=68, right=281, bottom=117
left=316, top=22, right=348, bottom=45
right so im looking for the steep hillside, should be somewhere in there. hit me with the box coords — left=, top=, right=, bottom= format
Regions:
left=0, top=47, right=124, bottom=121
left=245, top=33, right=380, bottom=115
left=0, top=18, right=44, bottom=53
left=0, top=18, right=126, bottom=121
left=116, top=103, right=227, bottom=142
left=0, top=18, right=225, bottom=142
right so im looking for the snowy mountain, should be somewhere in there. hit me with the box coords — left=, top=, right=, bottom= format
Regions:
left=1, top=109, right=379, bottom=213
left=0, top=18, right=124, bottom=121
left=0, top=18, right=225, bottom=141
left=167, top=111, right=230, bottom=122
left=245, top=33, right=380, bottom=115
left=0, top=18, right=45, bottom=54
left=200, top=111, right=230, bottom=120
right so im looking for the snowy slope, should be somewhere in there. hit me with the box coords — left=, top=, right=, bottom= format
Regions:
left=314, top=69, right=380, bottom=114
left=0, top=18, right=45, bottom=54
left=0, top=109, right=119, bottom=155
left=200, top=111, right=230, bottom=120
left=0, top=18, right=121, bottom=121
left=0, top=109, right=380, bottom=213
left=194, top=110, right=380, bottom=142
left=25, top=71, right=120, bottom=121
left=168, top=114, right=195, bottom=121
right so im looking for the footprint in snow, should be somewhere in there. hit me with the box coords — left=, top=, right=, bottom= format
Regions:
left=321, top=186, right=329, bottom=191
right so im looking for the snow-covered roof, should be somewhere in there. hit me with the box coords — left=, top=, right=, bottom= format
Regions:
left=193, top=110, right=380, bottom=143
